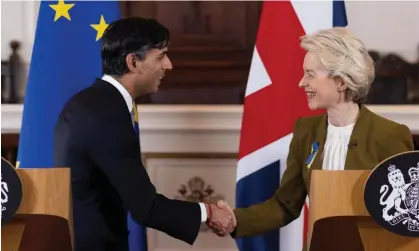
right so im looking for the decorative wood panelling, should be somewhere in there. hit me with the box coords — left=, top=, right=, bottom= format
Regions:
left=366, top=50, right=419, bottom=104
left=120, top=1, right=262, bottom=104
left=121, top=1, right=261, bottom=51
left=144, top=156, right=238, bottom=251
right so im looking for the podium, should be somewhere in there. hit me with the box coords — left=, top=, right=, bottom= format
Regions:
left=307, top=170, right=418, bottom=251
left=1, top=168, right=73, bottom=251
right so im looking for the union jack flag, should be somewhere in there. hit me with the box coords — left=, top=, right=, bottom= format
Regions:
left=235, top=1, right=348, bottom=250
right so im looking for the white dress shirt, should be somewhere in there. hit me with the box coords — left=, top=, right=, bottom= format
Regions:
left=101, top=75, right=208, bottom=222
left=322, top=120, right=355, bottom=170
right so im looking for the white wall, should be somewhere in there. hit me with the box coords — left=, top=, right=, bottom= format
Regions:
left=345, top=1, right=419, bottom=62
left=1, top=1, right=419, bottom=62
left=1, top=1, right=39, bottom=62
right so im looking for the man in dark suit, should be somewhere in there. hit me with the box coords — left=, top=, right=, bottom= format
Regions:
left=53, top=17, right=235, bottom=251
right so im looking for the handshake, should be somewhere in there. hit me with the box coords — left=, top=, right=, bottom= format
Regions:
left=204, top=200, right=236, bottom=237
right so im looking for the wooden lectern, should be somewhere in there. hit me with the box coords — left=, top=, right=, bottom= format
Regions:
left=307, top=170, right=418, bottom=251
left=1, top=168, right=73, bottom=251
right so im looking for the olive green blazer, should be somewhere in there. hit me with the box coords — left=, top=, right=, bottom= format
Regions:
left=232, top=105, right=414, bottom=240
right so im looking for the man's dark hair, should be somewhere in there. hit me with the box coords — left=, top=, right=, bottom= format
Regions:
left=101, top=17, right=170, bottom=76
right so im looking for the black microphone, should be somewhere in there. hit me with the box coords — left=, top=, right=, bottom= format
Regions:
left=348, top=141, right=358, bottom=149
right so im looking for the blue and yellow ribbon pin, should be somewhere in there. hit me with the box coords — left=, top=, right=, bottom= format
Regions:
left=305, top=141, right=319, bottom=169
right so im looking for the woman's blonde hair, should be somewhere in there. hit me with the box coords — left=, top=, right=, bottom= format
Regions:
left=300, top=27, right=375, bottom=103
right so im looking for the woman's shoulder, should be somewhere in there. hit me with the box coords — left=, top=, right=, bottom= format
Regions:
left=297, top=113, right=326, bottom=124
left=292, top=113, right=327, bottom=138
left=364, top=107, right=414, bottom=157
left=295, top=112, right=326, bottom=128
left=367, top=109, right=410, bottom=133
left=364, top=108, right=413, bottom=149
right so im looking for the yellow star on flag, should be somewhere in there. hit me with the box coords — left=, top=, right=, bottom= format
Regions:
left=49, top=0, right=75, bottom=22
left=90, top=15, right=109, bottom=41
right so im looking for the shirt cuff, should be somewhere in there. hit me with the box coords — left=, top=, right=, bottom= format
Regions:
left=198, top=202, right=208, bottom=222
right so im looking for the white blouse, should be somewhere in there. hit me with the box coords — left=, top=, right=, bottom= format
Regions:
left=322, top=120, right=355, bottom=170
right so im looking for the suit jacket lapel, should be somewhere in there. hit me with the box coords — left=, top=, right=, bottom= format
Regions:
left=93, top=79, right=139, bottom=141
left=344, top=104, right=371, bottom=170
left=310, top=113, right=327, bottom=171
left=309, top=104, right=372, bottom=171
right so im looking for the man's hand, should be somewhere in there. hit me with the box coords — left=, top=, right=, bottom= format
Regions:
left=205, top=200, right=236, bottom=237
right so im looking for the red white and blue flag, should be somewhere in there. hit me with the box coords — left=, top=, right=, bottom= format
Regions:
left=235, top=1, right=347, bottom=250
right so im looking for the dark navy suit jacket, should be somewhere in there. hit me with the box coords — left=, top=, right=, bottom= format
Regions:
left=54, top=79, right=202, bottom=251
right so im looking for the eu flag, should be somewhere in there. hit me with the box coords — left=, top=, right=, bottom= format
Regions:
left=17, top=1, right=147, bottom=250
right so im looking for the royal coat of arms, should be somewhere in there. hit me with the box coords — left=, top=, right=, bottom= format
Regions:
left=379, top=163, right=419, bottom=232
left=1, top=174, right=9, bottom=218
